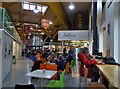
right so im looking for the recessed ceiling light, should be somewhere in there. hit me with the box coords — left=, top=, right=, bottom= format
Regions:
left=69, top=3, right=75, bottom=10
left=49, top=21, right=53, bottom=25
left=9, top=26, right=14, bottom=28
left=30, top=27, right=33, bottom=30
left=34, top=6, right=39, bottom=13
left=41, top=32, right=44, bottom=35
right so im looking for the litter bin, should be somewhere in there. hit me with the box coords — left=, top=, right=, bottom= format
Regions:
left=13, top=55, right=16, bottom=64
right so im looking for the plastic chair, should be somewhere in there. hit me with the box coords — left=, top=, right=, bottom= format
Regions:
left=40, top=63, right=46, bottom=69
left=69, top=60, right=74, bottom=68
left=15, top=84, right=35, bottom=89
left=66, top=62, right=70, bottom=73
left=47, top=69, right=66, bottom=88
left=46, top=64, right=57, bottom=70
left=46, top=64, right=57, bottom=79
left=73, top=59, right=76, bottom=66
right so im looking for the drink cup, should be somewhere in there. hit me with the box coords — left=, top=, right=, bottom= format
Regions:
left=43, top=69, right=46, bottom=73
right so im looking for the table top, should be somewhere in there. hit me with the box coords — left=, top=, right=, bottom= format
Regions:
left=26, top=70, right=57, bottom=79
left=45, top=62, right=56, bottom=65
left=96, top=64, right=120, bottom=88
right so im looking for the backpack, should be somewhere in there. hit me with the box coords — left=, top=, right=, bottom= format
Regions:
left=103, top=56, right=117, bottom=64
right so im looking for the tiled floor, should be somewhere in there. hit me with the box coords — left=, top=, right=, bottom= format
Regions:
left=2, top=57, right=88, bottom=88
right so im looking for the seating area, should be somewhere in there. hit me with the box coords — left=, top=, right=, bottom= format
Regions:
left=3, top=56, right=114, bottom=89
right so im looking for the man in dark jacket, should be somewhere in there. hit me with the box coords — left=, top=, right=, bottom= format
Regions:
left=56, top=55, right=65, bottom=71
left=66, top=53, right=73, bottom=65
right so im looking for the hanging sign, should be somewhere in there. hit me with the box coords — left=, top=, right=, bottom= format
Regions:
left=58, top=30, right=88, bottom=41
left=41, top=19, right=50, bottom=29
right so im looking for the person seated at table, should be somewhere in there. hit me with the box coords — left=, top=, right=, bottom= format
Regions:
left=55, top=55, right=65, bottom=71
left=29, top=51, right=37, bottom=62
left=65, top=53, right=73, bottom=65
left=78, top=48, right=101, bottom=82
left=36, top=51, right=41, bottom=61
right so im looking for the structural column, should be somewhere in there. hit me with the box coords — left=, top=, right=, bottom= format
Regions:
left=92, top=2, right=98, bottom=55
left=0, top=2, right=2, bottom=89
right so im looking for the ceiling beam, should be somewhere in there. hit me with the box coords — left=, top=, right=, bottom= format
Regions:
left=47, top=2, right=71, bottom=29
left=8, top=11, right=42, bottom=18
left=3, top=2, right=18, bottom=8
left=44, top=36, right=49, bottom=42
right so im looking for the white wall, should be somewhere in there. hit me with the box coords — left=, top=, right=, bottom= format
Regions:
left=114, top=3, right=119, bottom=63
left=118, top=3, right=120, bottom=63
left=13, top=41, right=22, bottom=60
left=2, top=30, right=13, bottom=81
left=0, top=3, right=2, bottom=89
left=98, top=26, right=103, bottom=52
left=106, top=2, right=120, bottom=63
left=97, top=0, right=106, bottom=53
left=97, top=1, right=120, bottom=63
left=0, top=29, right=2, bottom=89
left=106, top=1, right=115, bottom=57
left=113, top=2, right=120, bottom=63
left=88, top=6, right=93, bottom=54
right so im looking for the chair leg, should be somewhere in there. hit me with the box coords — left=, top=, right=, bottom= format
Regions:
left=79, top=76, right=83, bottom=86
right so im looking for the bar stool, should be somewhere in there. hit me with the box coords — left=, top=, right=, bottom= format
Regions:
left=87, top=82, right=106, bottom=89
left=84, top=65, right=106, bottom=89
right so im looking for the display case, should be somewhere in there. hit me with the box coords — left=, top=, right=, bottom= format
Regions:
left=0, top=7, right=13, bottom=36
left=0, top=7, right=14, bottom=88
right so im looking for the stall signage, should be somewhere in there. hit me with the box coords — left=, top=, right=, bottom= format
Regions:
left=58, top=30, right=88, bottom=41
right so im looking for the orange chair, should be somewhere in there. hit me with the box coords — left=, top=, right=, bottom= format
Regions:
left=40, top=63, right=46, bottom=69
left=58, top=70, right=64, bottom=73
left=46, top=64, right=57, bottom=70
left=46, top=64, right=57, bottom=79
left=66, top=62, right=70, bottom=73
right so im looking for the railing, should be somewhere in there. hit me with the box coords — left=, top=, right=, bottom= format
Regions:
left=0, top=7, right=13, bottom=36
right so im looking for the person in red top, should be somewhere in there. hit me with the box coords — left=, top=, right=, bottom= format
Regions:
left=78, top=48, right=100, bottom=82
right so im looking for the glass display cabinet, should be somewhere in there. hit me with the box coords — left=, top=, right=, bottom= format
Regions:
left=0, top=7, right=14, bottom=36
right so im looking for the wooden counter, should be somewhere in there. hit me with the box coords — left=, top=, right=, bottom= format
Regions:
left=96, top=64, right=120, bottom=88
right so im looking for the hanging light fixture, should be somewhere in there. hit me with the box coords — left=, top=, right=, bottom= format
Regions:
left=49, top=20, right=53, bottom=25
left=34, top=5, right=39, bottom=13
left=68, top=2, right=75, bottom=10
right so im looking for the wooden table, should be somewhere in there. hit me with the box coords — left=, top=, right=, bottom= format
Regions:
left=96, top=64, right=120, bottom=89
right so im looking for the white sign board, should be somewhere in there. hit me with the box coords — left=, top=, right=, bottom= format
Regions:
left=58, top=30, right=88, bottom=41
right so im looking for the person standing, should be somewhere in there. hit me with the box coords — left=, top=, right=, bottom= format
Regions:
left=78, top=48, right=101, bottom=82
left=63, top=47, right=67, bottom=54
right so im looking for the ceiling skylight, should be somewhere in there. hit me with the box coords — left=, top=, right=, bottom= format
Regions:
left=22, top=2, right=48, bottom=14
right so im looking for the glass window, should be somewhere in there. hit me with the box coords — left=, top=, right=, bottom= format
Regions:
left=42, top=6, right=48, bottom=13
left=30, top=4, right=35, bottom=10
left=23, top=2, right=29, bottom=10
left=22, top=2, right=48, bottom=13
left=37, top=5, right=42, bottom=12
